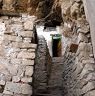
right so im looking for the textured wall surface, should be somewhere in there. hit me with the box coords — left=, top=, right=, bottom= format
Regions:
left=61, top=0, right=95, bottom=96
left=0, top=14, right=37, bottom=96
left=33, top=35, right=52, bottom=95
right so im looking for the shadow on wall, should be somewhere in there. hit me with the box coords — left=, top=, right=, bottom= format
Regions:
left=33, top=35, right=52, bottom=95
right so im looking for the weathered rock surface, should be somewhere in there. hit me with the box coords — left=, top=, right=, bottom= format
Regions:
left=0, top=14, right=37, bottom=96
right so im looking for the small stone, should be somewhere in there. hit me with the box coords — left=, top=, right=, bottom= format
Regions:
left=82, top=82, right=95, bottom=94
left=77, top=18, right=90, bottom=34
left=17, top=65, right=26, bottom=77
left=4, top=35, right=16, bottom=42
left=78, top=33, right=88, bottom=43
left=82, top=58, right=95, bottom=64
left=11, top=59, right=21, bottom=65
left=18, top=52, right=35, bottom=59
left=12, top=42, right=37, bottom=49
left=16, top=36, right=23, bottom=42
left=11, top=24, right=23, bottom=33
left=21, top=77, right=32, bottom=83
left=23, top=38, right=31, bottom=43
left=22, top=59, right=34, bottom=65
left=3, top=90, right=13, bottom=95
left=7, top=65, right=18, bottom=76
left=0, top=80, right=5, bottom=85
left=25, top=66, right=33, bottom=76
left=0, top=23, right=6, bottom=34
left=0, top=93, right=3, bottom=96
left=21, top=84, right=32, bottom=95
left=28, top=49, right=35, bottom=52
left=24, top=21, right=33, bottom=30
left=4, top=82, right=21, bottom=94
left=18, top=31, right=33, bottom=38
left=4, top=82, right=32, bottom=95
left=70, top=2, right=80, bottom=18
left=12, top=76, right=20, bottom=83
left=86, top=73, right=95, bottom=81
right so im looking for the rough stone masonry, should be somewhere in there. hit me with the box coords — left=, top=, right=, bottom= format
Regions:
left=0, top=14, right=37, bottom=96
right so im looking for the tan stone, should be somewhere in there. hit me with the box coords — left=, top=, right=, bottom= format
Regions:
left=11, top=59, right=21, bottom=65
left=0, top=23, right=6, bottom=34
left=23, top=38, right=31, bottom=43
left=12, top=76, right=20, bottom=83
left=76, top=42, right=92, bottom=60
left=25, top=66, right=33, bottom=76
left=82, top=58, right=95, bottom=64
left=77, top=18, right=90, bottom=33
left=7, top=65, right=18, bottom=76
left=24, top=21, right=34, bottom=30
left=4, top=35, right=16, bottom=42
left=70, top=2, right=80, bottom=19
left=18, top=52, right=35, bottom=59
left=82, top=82, right=95, bottom=94
left=4, top=82, right=32, bottom=95
left=78, top=33, right=88, bottom=43
left=21, top=77, right=32, bottom=83
left=3, top=90, right=13, bottom=95
left=3, top=0, right=15, bottom=11
left=0, top=80, right=5, bottom=85
left=21, top=84, right=32, bottom=95
left=28, top=49, right=35, bottom=52
left=18, top=31, right=33, bottom=38
left=4, top=82, right=21, bottom=94
left=12, top=42, right=37, bottom=49
left=22, top=59, right=34, bottom=66
left=17, top=65, right=26, bottom=77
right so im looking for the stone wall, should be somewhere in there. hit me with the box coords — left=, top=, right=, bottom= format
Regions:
left=0, top=14, right=37, bottom=96
left=33, top=36, right=52, bottom=95
left=61, top=0, right=95, bottom=96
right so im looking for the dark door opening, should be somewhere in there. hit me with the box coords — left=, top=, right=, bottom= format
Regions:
left=52, top=34, right=62, bottom=57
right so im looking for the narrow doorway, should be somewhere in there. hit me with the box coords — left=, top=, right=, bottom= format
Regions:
left=52, top=34, right=62, bottom=57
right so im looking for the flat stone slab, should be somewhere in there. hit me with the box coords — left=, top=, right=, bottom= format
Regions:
left=4, top=82, right=32, bottom=95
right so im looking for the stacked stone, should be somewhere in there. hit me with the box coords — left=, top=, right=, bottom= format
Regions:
left=33, top=36, right=52, bottom=95
left=61, top=0, right=95, bottom=96
left=0, top=14, right=37, bottom=96
left=74, top=17, right=95, bottom=96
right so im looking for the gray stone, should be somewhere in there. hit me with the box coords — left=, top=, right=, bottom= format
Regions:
left=18, top=31, right=33, bottom=38
left=12, top=42, right=37, bottom=49
left=12, top=76, right=20, bottom=83
left=3, top=90, right=13, bottom=95
left=24, top=21, right=33, bottom=30
left=82, top=82, right=95, bottom=94
left=0, top=80, right=5, bottom=85
left=82, top=58, right=95, bottom=64
left=21, top=77, right=32, bottom=83
left=3, top=0, right=15, bottom=11
left=25, top=66, right=33, bottom=76
left=4, top=82, right=21, bottom=94
left=4, top=82, right=32, bottom=95
left=18, top=52, right=35, bottom=59
left=23, top=38, right=31, bottom=43
left=11, top=59, right=21, bottom=65
left=21, top=84, right=32, bottom=95
left=78, top=33, right=88, bottom=43
left=22, top=59, right=34, bottom=66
